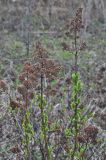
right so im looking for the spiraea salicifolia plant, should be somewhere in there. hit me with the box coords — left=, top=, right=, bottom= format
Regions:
left=8, top=8, right=100, bottom=160
left=61, top=8, right=99, bottom=160
left=9, top=42, right=61, bottom=160
left=33, top=42, right=61, bottom=160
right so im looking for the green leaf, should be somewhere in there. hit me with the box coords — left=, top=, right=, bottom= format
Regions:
left=71, top=102, right=76, bottom=109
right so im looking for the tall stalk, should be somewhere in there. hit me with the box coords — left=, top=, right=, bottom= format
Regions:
left=40, top=57, right=50, bottom=160
left=71, top=29, right=78, bottom=160
left=68, top=8, right=83, bottom=160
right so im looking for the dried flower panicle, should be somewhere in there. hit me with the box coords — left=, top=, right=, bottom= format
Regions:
left=77, top=135, right=86, bottom=143
left=34, top=44, right=61, bottom=81
left=10, top=145, right=20, bottom=153
left=71, top=8, right=83, bottom=32
left=34, top=41, right=48, bottom=60
left=17, top=85, right=27, bottom=95
left=16, top=42, right=62, bottom=108
left=22, top=80, right=32, bottom=89
left=64, top=8, right=86, bottom=52
left=77, top=125, right=99, bottom=145
left=44, top=59, right=61, bottom=79
left=19, top=42, right=61, bottom=84
left=0, top=80, right=8, bottom=91
left=66, top=8, right=83, bottom=34
left=10, top=99, right=20, bottom=110
left=84, top=125, right=99, bottom=140
left=65, top=77, right=71, bottom=85
left=23, top=62, right=31, bottom=72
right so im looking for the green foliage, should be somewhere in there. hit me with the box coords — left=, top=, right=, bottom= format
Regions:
left=22, top=109, right=34, bottom=159
left=61, top=50, right=73, bottom=60
left=5, top=40, right=26, bottom=58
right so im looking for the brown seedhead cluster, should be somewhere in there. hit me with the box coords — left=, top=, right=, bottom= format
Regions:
left=0, top=80, right=8, bottom=91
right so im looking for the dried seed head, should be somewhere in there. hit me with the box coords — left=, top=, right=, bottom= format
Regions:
left=65, top=77, right=71, bottom=85
left=0, top=80, right=8, bottom=91
left=84, top=125, right=99, bottom=139
left=66, top=8, right=83, bottom=33
left=29, top=73, right=36, bottom=81
left=34, top=41, right=48, bottom=59
left=23, top=80, right=32, bottom=89
left=77, top=135, right=86, bottom=143
left=17, top=85, right=27, bottom=95
left=10, top=145, right=20, bottom=153
left=76, top=8, right=83, bottom=17
left=10, top=99, right=20, bottom=110
left=23, top=63, right=31, bottom=72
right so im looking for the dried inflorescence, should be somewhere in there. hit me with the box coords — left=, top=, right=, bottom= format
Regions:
left=84, top=125, right=99, bottom=143
left=34, top=41, right=48, bottom=60
left=17, top=85, right=27, bottom=95
left=70, top=8, right=83, bottom=32
left=65, top=8, right=83, bottom=36
left=19, top=42, right=61, bottom=83
left=10, top=145, right=20, bottom=153
left=0, top=80, right=8, bottom=91
left=77, top=125, right=99, bottom=145
left=10, top=99, right=20, bottom=110
left=75, top=125, right=99, bottom=152
left=23, top=80, right=32, bottom=89
left=14, top=42, right=62, bottom=108
left=65, top=7, right=86, bottom=53
left=65, top=77, right=71, bottom=86
left=34, top=42, right=61, bottom=80
left=77, top=135, right=87, bottom=143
